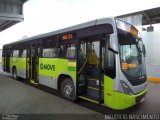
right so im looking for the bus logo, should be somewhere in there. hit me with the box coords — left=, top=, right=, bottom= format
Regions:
left=40, top=63, right=55, bottom=71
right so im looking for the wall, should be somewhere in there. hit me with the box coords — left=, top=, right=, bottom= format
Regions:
left=141, top=31, right=160, bottom=78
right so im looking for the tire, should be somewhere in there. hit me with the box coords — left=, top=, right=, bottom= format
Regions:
left=13, top=68, right=18, bottom=80
left=61, top=78, right=77, bottom=101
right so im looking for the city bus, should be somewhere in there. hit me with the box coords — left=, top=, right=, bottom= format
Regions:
left=0, top=49, right=2, bottom=64
left=2, top=17, right=147, bottom=110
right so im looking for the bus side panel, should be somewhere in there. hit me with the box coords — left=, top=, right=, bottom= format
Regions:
left=18, top=58, right=27, bottom=78
left=10, top=57, right=27, bottom=78
left=10, top=57, right=15, bottom=73
left=104, top=75, right=114, bottom=108
left=2, top=57, right=4, bottom=71
left=38, top=58, right=76, bottom=89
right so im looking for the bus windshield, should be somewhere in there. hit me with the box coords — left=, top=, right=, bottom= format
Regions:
left=116, top=19, right=147, bottom=85
left=118, top=32, right=146, bottom=78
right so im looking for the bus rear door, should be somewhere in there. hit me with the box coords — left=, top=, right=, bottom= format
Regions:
left=27, top=43, right=40, bottom=83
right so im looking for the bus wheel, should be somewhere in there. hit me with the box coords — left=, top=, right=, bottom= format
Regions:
left=61, top=78, right=77, bottom=101
left=13, top=68, right=17, bottom=80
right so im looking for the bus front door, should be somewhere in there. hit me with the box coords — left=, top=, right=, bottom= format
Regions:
left=5, top=49, right=10, bottom=72
left=77, top=36, right=104, bottom=104
left=27, top=44, right=40, bottom=83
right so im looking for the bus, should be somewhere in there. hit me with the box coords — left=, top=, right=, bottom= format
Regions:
left=0, top=49, right=2, bottom=64
left=2, top=17, right=147, bottom=110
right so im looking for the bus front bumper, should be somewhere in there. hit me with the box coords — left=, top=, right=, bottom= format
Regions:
left=106, top=88, right=147, bottom=110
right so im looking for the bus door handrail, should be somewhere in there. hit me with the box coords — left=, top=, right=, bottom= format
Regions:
left=77, top=58, right=88, bottom=75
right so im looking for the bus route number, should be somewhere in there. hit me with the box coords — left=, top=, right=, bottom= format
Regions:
left=62, top=34, right=73, bottom=40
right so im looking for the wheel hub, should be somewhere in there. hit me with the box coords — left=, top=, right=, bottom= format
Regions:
left=64, top=83, right=73, bottom=97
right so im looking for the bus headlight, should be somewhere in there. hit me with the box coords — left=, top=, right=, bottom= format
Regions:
left=120, top=80, right=133, bottom=95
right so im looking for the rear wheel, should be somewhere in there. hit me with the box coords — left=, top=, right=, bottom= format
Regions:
left=13, top=68, right=17, bottom=80
left=61, top=78, right=77, bottom=101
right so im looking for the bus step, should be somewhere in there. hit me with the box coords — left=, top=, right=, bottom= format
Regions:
left=77, top=82, right=86, bottom=94
left=79, top=94, right=99, bottom=104
left=88, top=85, right=104, bottom=91
left=87, top=78, right=98, bottom=86
left=87, top=78, right=104, bottom=87
left=78, top=82, right=85, bottom=86
left=30, top=80, right=38, bottom=85
left=87, top=86, right=104, bottom=99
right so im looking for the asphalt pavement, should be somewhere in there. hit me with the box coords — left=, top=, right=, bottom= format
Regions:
left=0, top=64, right=160, bottom=119
left=0, top=72, right=98, bottom=114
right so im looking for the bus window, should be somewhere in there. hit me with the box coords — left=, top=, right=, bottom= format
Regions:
left=66, top=43, right=76, bottom=59
left=57, top=44, right=65, bottom=58
left=78, top=41, right=86, bottom=61
left=42, top=48, right=56, bottom=58
left=88, top=42, right=99, bottom=67
left=13, top=50, right=19, bottom=57
left=42, top=38, right=57, bottom=58
left=19, top=49, right=26, bottom=58
left=10, top=50, right=13, bottom=57
left=21, top=50, right=27, bottom=58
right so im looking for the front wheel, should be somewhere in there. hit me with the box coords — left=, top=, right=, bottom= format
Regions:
left=61, top=78, right=77, bottom=101
left=13, top=68, right=18, bottom=80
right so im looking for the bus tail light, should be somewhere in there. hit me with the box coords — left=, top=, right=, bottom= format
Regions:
left=120, top=80, right=133, bottom=95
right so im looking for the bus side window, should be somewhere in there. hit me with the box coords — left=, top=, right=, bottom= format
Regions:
left=57, top=45, right=64, bottom=57
left=66, top=43, right=76, bottom=59
left=19, top=49, right=23, bottom=57
left=21, top=50, right=27, bottom=58
left=58, top=43, right=66, bottom=58
left=10, top=50, right=13, bottom=57
left=42, top=38, right=57, bottom=58
left=13, top=50, right=19, bottom=57
left=42, top=48, right=56, bottom=58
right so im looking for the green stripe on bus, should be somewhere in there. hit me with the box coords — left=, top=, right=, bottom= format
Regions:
left=68, top=66, right=76, bottom=71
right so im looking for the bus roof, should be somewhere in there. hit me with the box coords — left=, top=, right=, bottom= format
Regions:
left=4, top=17, right=116, bottom=46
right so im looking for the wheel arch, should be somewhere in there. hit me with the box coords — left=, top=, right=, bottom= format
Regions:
left=57, top=73, right=76, bottom=94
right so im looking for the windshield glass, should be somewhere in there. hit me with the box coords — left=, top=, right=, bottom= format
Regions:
left=118, top=32, right=146, bottom=78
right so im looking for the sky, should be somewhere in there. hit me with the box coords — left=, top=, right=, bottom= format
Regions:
left=0, top=0, right=160, bottom=49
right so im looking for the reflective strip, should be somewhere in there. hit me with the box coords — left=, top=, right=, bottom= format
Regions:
left=88, top=86, right=104, bottom=91
left=88, top=86, right=98, bottom=90
left=79, top=96, right=99, bottom=104
left=88, top=78, right=99, bottom=81
left=30, top=80, right=38, bottom=85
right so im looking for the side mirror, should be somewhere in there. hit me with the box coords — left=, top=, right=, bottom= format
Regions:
left=108, top=34, right=119, bottom=54
left=137, top=38, right=146, bottom=57
left=142, top=44, right=146, bottom=57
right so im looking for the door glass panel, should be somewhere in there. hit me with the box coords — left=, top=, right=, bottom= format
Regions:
left=78, top=41, right=87, bottom=81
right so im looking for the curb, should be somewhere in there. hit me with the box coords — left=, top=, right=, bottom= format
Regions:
left=148, top=77, right=160, bottom=82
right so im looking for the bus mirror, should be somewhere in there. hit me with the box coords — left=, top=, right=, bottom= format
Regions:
left=142, top=44, right=146, bottom=57
left=108, top=34, right=118, bottom=54
left=137, top=38, right=146, bottom=57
